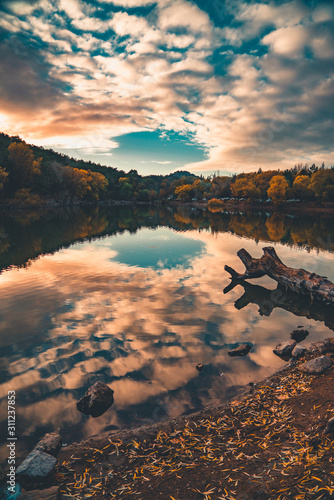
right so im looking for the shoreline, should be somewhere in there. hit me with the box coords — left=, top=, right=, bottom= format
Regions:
left=1, top=199, right=334, bottom=215
left=11, top=339, right=334, bottom=499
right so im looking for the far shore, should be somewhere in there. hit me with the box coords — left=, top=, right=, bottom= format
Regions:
left=1, top=198, right=334, bottom=215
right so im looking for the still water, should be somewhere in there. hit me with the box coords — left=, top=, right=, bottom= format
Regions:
left=0, top=205, right=333, bottom=462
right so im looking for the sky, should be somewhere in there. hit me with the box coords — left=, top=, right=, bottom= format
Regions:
left=0, top=0, right=333, bottom=176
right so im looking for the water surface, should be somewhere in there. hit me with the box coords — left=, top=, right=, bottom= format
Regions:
left=0, top=206, right=333, bottom=462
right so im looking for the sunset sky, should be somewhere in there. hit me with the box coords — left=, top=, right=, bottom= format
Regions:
left=0, top=0, right=333, bottom=175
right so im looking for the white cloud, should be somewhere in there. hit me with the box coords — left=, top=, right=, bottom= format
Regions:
left=262, top=25, right=309, bottom=58
left=96, top=0, right=155, bottom=5
left=158, top=0, right=212, bottom=35
left=109, top=11, right=149, bottom=37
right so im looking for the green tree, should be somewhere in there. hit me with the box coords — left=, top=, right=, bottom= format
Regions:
left=267, top=175, right=289, bottom=204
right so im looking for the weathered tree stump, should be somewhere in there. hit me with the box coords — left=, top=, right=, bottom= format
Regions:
left=225, top=247, right=334, bottom=305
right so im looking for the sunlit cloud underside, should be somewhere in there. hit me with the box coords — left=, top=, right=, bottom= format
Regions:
left=0, top=0, right=333, bottom=174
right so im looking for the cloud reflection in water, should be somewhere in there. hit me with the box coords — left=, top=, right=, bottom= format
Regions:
left=0, top=226, right=333, bottom=461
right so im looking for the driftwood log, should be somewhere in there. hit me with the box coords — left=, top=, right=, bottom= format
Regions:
left=225, top=247, right=334, bottom=305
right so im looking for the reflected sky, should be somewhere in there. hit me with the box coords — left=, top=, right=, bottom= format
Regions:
left=73, top=227, right=206, bottom=270
left=0, top=217, right=333, bottom=463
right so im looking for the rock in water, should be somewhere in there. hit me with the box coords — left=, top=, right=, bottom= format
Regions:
left=273, top=340, right=296, bottom=360
left=298, top=355, right=332, bottom=374
left=20, top=486, right=62, bottom=499
left=290, top=329, right=309, bottom=342
left=16, top=450, right=57, bottom=480
left=77, top=381, right=114, bottom=417
left=34, top=433, right=62, bottom=457
left=228, top=344, right=252, bottom=357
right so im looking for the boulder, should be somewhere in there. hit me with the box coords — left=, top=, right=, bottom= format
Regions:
left=323, top=338, right=334, bottom=353
left=20, top=486, right=62, bottom=499
left=196, top=364, right=204, bottom=372
left=298, top=355, right=332, bottom=374
left=34, top=433, right=62, bottom=457
left=228, top=344, right=252, bottom=357
left=77, top=381, right=114, bottom=418
left=16, top=450, right=57, bottom=480
left=273, top=340, right=296, bottom=360
left=292, top=345, right=307, bottom=359
left=323, top=417, right=334, bottom=435
left=290, top=329, right=309, bottom=343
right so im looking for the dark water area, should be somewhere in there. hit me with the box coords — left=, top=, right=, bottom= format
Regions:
left=0, top=205, right=333, bottom=463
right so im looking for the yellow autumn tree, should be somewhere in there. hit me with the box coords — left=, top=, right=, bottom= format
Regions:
left=267, top=175, right=289, bottom=204
left=292, top=175, right=312, bottom=200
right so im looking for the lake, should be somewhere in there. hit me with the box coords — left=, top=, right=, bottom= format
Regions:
left=0, top=205, right=333, bottom=463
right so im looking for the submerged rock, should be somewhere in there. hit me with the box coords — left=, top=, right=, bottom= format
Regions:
left=77, top=381, right=114, bottom=418
left=290, top=329, right=309, bottom=343
left=298, top=355, right=332, bottom=374
left=16, top=450, right=57, bottom=480
left=228, top=344, right=252, bottom=357
left=34, top=433, right=62, bottom=457
left=273, top=340, right=296, bottom=360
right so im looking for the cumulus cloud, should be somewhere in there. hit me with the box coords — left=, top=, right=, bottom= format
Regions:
left=0, top=0, right=333, bottom=172
left=262, top=25, right=309, bottom=58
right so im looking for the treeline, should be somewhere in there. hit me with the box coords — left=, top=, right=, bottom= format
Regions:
left=0, top=132, right=333, bottom=206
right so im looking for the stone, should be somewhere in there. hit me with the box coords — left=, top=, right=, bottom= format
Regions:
left=20, top=486, right=62, bottom=499
left=16, top=450, right=57, bottom=480
left=323, top=417, right=334, bottom=435
left=323, top=338, right=334, bottom=353
left=290, top=329, right=309, bottom=343
left=273, top=340, right=296, bottom=360
left=77, top=381, right=114, bottom=418
left=228, top=344, right=252, bottom=357
left=34, top=433, right=62, bottom=457
left=292, top=345, right=307, bottom=359
left=298, top=355, right=332, bottom=374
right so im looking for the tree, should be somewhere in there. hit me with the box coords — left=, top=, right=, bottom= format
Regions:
left=86, top=170, right=108, bottom=200
left=174, top=184, right=193, bottom=201
left=292, top=175, right=313, bottom=200
left=8, top=142, right=42, bottom=189
left=0, top=167, right=8, bottom=194
left=230, top=177, right=261, bottom=200
left=310, top=170, right=334, bottom=202
left=267, top=175, right=289, bottom=204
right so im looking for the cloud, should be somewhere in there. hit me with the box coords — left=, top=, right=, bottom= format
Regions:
left=0, top=0, right=333, bottom=173
left=262, top=25, right=309, bottom=58
left=109, top=11, right=149, bottom=37
left=158, top=0, right=212, bottom=35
